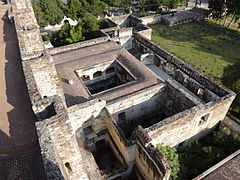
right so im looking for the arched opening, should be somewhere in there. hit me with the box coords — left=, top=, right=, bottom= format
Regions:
left=64, top=20, right=69, bottom=24
left=81, top=75, right=90, bottom=81
left=65, top=162, right=72, bottom=171
left=93, top=71, right=102, bottom=78
left=106, top=67, right=115, bottom=74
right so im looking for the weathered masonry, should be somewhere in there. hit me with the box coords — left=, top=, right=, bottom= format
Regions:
left=10, top=0, right=236, bottom=179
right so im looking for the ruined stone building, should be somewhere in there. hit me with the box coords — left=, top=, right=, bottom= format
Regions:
left=8, top=0, right=236, bottom=179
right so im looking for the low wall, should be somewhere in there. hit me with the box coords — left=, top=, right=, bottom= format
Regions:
left=140, top=15, right=161, bottom=25
left=47, top=33, right=110, bottom=55
left=40, top=16, right=78, bottom=33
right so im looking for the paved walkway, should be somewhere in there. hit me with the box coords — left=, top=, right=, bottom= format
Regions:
left=0, top=2, right=37, bottom=154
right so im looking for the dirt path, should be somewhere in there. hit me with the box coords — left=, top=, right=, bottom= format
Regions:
left=0, top=2, right=37, bottom=154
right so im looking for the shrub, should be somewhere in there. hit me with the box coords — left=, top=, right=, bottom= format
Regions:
left=156, top=144, right=181, bottom=180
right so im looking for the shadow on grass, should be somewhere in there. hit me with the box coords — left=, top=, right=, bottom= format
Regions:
left=222, top=62, right=240, bottom=115
left=222, top=61, right=240, bottom=87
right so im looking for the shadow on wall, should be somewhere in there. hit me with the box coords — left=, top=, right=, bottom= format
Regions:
left=64, top=93, right=88, bottom=107
left=1, top=12, right=38, bottom=148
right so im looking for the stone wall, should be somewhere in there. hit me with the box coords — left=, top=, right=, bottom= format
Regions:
left=107, top=84, right=165, bottom=123
left=109, top=15, right=129, bottom=26
left=146, top=94, right=235, bottom=147
left=40, top=16, right=78, bottom=33
left=12, top=0, right=44, bottom=60
left=47, top=33, right=110, bottom=55
left=105, top=109, right=130, bottom=164
left=24, top=55, right=64, bottom=100
left=118, top=27, right=133, bottom=50
left=137, top=28, right=152, bottom=40
left=140, top=15, right=161, bottom=25
left=133, top=33, right=234, bottom=98
left=135, top=142, right=170, bottom=180
left=36, top=99, right=105, bottom=180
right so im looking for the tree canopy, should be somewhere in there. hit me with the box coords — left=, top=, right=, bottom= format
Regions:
left=33, top=0, right=66, bottom=26
left=80, top=13, right=100, bottom=35
left=157, top=127, right=240, bottom=180
left=209, top=0, right=240, bottom=27
left=33, top=0, right=107, bottom=27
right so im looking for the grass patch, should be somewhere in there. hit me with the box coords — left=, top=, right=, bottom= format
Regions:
left=149, top=22, right=240, bottom=115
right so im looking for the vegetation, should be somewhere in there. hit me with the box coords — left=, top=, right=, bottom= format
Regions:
left=33, top=0, right=67, bottom=26
left=98, top=18, right=110, bottom=29
left=149, top=22, right=240, bottom=116
left=142, top=0, right=187, bottom=12
left=209, top=0, right=240, bottom=28
left=42, top=14, right=111, bottom=47
left=33, top=0, right=107, bottom=27
left=156, top=145, right=180, bottom=180
left=102, top=0, right=121, bottom=6
left=157, top=127, right=240, bottom=180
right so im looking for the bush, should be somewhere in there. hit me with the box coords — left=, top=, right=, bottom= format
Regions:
left=98, top=19, right=110, bottom=29
left=157, top=128, right=240, bottom=180
left=156, top=144, right=181, bottom=180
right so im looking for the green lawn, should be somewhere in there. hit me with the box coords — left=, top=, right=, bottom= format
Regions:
left=149, top=23, right=240, bottom=85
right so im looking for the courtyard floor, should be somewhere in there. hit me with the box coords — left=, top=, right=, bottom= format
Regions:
left=0, top=2, right=37, bottom=154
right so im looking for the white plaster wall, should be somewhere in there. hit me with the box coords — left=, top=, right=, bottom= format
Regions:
left=140, top=15, right=161, bottom=25
left=106, top=84, right=165, bottom=123
left=75, top=60, right=115, bottom=80
left=119, top=28, right=132, bottom=38
left=67, top=100, right=106, bottom=132
left=138, top=29, right=152, bottom=40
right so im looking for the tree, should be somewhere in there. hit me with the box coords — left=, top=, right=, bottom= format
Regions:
left=232, top=79, right=240, bottom=110
left=102, top=0, right=121, bottom=6
left=158, top=0, right=186, bottom=11
left=208, top=0, right=225, bottom=20
left=80, top=13, right=100, bottom=35
left=68, top=0, right=87, bottom=20
left=226, top=0, right=240, bottom=27
left=98, top=18, right=110, bottom=29
left=87, top=0, right=107, bottom=16
left=156, top=144, right=181, bottom=180
left=33, top=0, right=66, bottom=26
left=33, top=1, right=47, bottom=27
left=50, top=22, right=85, bottom=46
left=66, top=24, right=85, bottom=43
